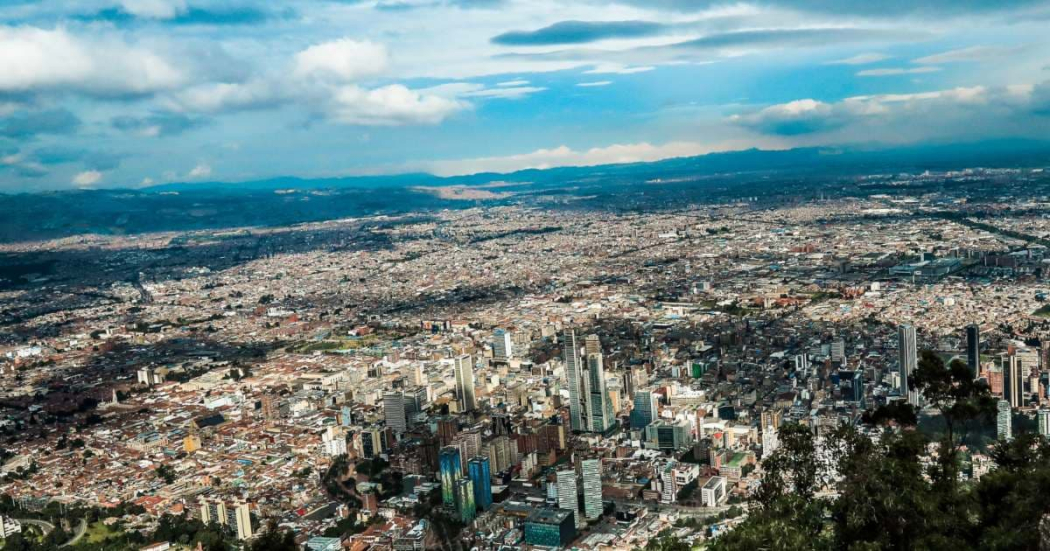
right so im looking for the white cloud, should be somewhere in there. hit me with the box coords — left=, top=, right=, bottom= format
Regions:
left=119, top=0, right=187, bottom=19
left=168, top=80, right=281, bottom=113
left=328, top=84, right=466, bottom=126
left=459, top=86, right=546, bottom=99
left=577, top=80, right=612, bottom=87
left=0, top=26, right=185, bottom=96
left=584, top=63, right=655, bottom=74
left=825, top=52, right=890, bottom=65
left=497, top=79, right=530, bottom=87
left=913, top=45, right=1020, bottom=65
left=72, top=170, right=102, bottom=186
left=188, top=164, right=212, bottom=178
left=294, top=39, right=388, bottom=82
left=420, top=140, right=770, bottom=176
left=857, top=66, right=941, bottom=77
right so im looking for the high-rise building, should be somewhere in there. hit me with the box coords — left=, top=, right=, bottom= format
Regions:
left=467, top=456, right=492, bottom=511
left=455, top=478, right=476, bottom=523
left=384, top=391, right=407, bottom=434
left=492, top=329, right=513, bottom=361
left=233, top=502, right=253, bottom=541
left=966, top=324, right=981, bottom=376
left=1039, top=409, right=1050, bottom=439
left=454, top=355, right=477, bottom=412
left=831, top=339, right=845, bottom=363
left=580, top=458, right=602, bottom=521
left=630, top=390, right=658, bottom=430
left=586, top=353, right=614, bottom=433
left=556, top=469, right=581, bottom=528
left=997, top=400, right=1013, bottom=441
left=439, top=446, right=462, bottom=506
left=584, top=334, right=601, bottom=356
left=524, top=508, right=576, bottom=548
left=898, top=324, right=919, bottom=405
left=1005, top=354, right=1024, bottom=408
left=562, top=329, right=585, bottom=432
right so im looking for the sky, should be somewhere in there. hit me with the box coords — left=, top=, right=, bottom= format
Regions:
left=1, top=0, right=1049, bottom=191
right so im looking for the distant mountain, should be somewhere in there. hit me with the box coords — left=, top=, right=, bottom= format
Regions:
left=146, top=139, right=1050, bottom=193
left=2, top=139, right=1050, bottom=244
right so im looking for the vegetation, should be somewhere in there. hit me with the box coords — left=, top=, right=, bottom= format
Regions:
left=710, top=351, right=1050, bottom=551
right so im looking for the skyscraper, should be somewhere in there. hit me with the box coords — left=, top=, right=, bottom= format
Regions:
left=1005, top=354, right=1023, bottom=409
left=966, top=324, right=981, bottom=376
left=630, top=390, right=658, bottom=430
left=492, top=329, right=513, bottom=361
left=467, top=456, right=492, bottom=511
left=997, top=399, right=1013, bottom=441
left=440, top=446, right=462, bottom=506
left=1039, top=409, right=1050, bottom=439
left=383, top=391, right=407, bottom=434
left=898, top=324, right=919, bottom=405
left=455, top=478, right=476, bottom=522
left=562, top=329, right=585, bottom=432
left=580, top=458, right=602, bottom=521
left=584, top=334, right=601, bottom=356
left=586, top=353, right=614, bottom=433
left=454, top=355, right=477, bottom=412
left=556, top=469, right=581, bottom=528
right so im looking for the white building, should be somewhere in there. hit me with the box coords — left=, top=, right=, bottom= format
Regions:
left=581, top=458, right=602, bottom=521
left=701, top=476, right=727, bottom=508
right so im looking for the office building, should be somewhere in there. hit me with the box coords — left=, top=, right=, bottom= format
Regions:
left=454, top=478, right=476, bottom=523
left=899, top=324, right=919, bottom=405
left=645, top=420, right=694, bottom=451
left=966, top=324, right=981, bottom=376
left=384, top=391, right=407, bottom=434
left=439, top=446, right=462, bottom=506
left=630, top=390, right=658, bottom=430
left=998, top=400, right=1013, bottom=441
left=1040, top=409, right=1050, bottom=439
left=467, top=456, right=492, bottom=511
left=701, top=477, right=727, bottom=507
left=584, top=334, right=601, bottom=356
left=1005, top=354, right=1024, bottom=408
left=454, top=355, right=477, bottom=412
left=556, top=469, right=581, bottom=528
left=492, top=329, right=513, bottom=361
left=563, top=329, right=585, bottom=432
left=524, top=508, right=576, bottom=548
left=586, top=353, right=614, bottom=433
left=580, top=458, right=602, bottom=521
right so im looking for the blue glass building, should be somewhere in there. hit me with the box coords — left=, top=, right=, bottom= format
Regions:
left=439, top=446, right=462, bottom=506
left=467, top=456, right=492, bottom=511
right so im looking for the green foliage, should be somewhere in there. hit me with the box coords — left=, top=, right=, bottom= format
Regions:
left=710, top=350, right=1048, bottom=551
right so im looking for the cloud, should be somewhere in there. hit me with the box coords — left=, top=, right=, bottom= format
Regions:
left=496, top=79, right=529, bottom=87
left=0, top=108, right=81, bottom=139
left=583, top=64, right=654, bottom=74
left=119, top=0, right=187, bottom=19
left=913, top=45, right=1020, bottom=65
left=112, top=112, right=206, bottom=136
left=825, top=52, right=890, bottom=65
left=668, top=28, right=921, bottom=52
left=577, top=81, right=612, bottom=87
left=83, top=3, right=281, bottom=26
left=491, top=20, right=667, bottom=46
left=166, top=80, right=282, bottom=113
left=188, top=163, right=212, bottom=178
left=327, top=84, right=466, bottom=125
left=731, top=99, right=850, bottom=135
left=730, top=82, right=1050, bottom=143
left=72, top=170, right=102, bottom=187
left=32, top=146, right=122, bottom=170
left=618, top=0, right=1044, bottom=17
left=419, top=140, right=766, bottom=176
left=0, top=26, right=185, bottom=96
left=856, top=66, right=941, bottom=77
left=294, top=39, right=388, bottom=81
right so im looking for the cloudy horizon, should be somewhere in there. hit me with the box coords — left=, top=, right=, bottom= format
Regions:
left=1, top=0, right=1049, bottom=191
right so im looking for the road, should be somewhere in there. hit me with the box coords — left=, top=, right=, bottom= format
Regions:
left=60, top=519, right=88, bottom=547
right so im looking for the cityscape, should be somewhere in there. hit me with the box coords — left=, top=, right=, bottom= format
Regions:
left=3, top=0, right=1050, bottom=550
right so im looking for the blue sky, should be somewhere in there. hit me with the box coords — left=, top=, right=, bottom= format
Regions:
left=0, top=0, right=1048, bottom=190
